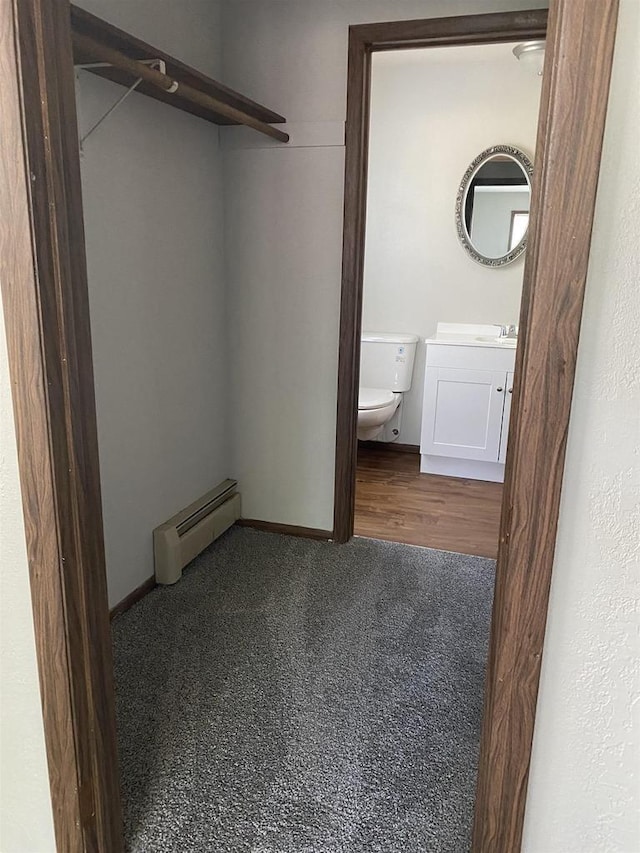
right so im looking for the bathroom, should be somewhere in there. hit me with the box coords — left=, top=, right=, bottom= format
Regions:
left=353, top=41, right=544, bottom=556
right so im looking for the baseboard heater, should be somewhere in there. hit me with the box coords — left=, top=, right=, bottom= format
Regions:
left=153, top=479, right=241, bottom=585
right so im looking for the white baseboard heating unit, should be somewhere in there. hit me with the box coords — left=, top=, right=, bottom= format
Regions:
left=153, top=479, right=241, bottom=585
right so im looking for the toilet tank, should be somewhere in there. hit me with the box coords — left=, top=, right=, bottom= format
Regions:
left=360, top=333, right=419, bottom=391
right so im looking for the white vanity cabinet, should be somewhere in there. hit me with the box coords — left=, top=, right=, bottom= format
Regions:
left=420, top=342, right=516, bottom=482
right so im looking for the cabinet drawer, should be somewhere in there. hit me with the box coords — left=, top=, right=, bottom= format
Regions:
left=426, top=343, right=515, bottom=372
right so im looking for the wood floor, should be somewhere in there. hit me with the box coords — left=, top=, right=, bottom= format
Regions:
left=354, top=447, right=503, bottom=558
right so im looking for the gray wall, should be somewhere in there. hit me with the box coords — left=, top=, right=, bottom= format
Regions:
left=76, top=0, right=229, bottom=606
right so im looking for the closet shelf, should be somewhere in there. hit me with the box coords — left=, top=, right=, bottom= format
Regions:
left=70, top=5, right=289, bottom=143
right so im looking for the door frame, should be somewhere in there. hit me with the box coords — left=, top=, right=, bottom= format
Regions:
left=0, top=0, right=618, bottom=851
left=332, top=3, right=619, bottom=852
left=334, top=8, right=550, bottom=541
left=1, top=0, right=122, bottom=850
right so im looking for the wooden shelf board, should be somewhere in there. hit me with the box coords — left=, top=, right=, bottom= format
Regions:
left=70, top=5, right=286, bottom=129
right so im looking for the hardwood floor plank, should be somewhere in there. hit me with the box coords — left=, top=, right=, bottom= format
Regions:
left=354, top=447, right=502, bottom=558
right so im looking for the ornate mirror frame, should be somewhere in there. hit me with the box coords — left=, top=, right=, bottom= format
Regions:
left=455, top=144, right=534, bottom=267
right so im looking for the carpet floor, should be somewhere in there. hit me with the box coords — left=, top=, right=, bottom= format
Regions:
left=112, top=526, right=495, bottom=852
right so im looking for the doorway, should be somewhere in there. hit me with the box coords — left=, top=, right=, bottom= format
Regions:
left=352, top=41, right=542, bottom=557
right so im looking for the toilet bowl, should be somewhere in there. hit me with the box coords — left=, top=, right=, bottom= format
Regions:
left=357, top=388, right=401, bottom=441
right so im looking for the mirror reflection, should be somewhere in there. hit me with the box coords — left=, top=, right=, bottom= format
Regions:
left=456, top=145, right=533, bottom=266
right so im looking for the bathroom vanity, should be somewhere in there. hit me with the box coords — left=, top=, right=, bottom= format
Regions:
left=420, top=324, right=516, bottom=482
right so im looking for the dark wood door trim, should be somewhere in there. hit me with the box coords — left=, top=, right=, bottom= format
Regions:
left=333, top=3, right=619, bottom=850
left=473, top=1, right=619, bottom=848
left=333, top=24, right=373, bottom=543
left=2, top=0, right=123, bottom=849
left=346, top=8, right=548, bottom=51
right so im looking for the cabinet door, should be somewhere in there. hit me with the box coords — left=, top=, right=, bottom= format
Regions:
left=421, top=367, right=507, bottom=462
left=498, top=371, right=515, bottom=464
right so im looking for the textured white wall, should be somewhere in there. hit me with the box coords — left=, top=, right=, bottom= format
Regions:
left=76, top=0, right=230, bottom=606
left=523, top=0, right=640, bottom=848
left=221, top=0, right=546, bottom=527
left=363, top=46, right=541, bottom=445
left=0, top=307, right=55, bottom=850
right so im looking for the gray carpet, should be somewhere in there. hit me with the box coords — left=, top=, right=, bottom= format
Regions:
left=112, top=526, right=495, bottom=853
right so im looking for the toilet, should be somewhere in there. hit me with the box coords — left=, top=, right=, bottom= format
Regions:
left=358, top=332, right=418, bottom=441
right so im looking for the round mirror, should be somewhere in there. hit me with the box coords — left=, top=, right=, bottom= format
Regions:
left=455, top=145, right=533, bottom=267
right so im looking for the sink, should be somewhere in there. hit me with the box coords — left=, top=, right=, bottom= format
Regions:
left=475, top=335, right=517, bottom=345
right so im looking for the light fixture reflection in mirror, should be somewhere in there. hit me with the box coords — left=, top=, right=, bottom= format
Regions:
left=455, top=145, right=533, bottom=268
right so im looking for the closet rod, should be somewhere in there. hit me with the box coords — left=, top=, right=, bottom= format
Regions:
left=72, top=31, right=289, bottom=143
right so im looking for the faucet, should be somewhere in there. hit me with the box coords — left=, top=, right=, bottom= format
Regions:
left=499, top=324, right=518, bottom=339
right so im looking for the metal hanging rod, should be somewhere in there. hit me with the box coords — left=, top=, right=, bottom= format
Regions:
left=76, top=59, right=166, bottom=73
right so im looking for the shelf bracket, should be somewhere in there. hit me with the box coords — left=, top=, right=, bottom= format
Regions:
left=77, top=59, right=166, bottom=146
